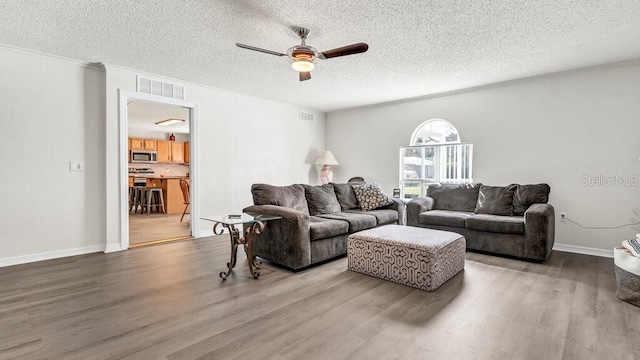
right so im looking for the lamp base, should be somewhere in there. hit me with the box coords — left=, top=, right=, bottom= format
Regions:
left=320, top=165, right=333, bottom=185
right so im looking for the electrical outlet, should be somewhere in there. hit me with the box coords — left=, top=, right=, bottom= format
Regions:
left=560, top=213, right=566, bottom=222
left=69, top=161, right=84, bottom=172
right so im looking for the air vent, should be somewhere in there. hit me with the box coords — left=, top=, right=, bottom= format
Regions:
left=299, top=111, right=314, bottom=122
left=137, top=76, right=185, bottom=100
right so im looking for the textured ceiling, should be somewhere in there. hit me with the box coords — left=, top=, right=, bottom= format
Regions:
left=2, top=1, right=640, bottom=112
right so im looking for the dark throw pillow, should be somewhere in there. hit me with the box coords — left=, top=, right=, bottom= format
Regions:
left=251, top=183, right=309, bottom=214
left=330, top=182, right=360, bottom=210
left=302, top=184, right=341, bottom=216
left=474, top=184, right=517, bottom=215
left=427, top=183, right=482, bottom=212
left=512, top=184, right=551, bottom=215
left=351, top=182, right=393, bottom=211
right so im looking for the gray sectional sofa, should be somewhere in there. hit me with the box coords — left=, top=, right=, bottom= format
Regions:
left=407, top=183, right=555, bottom=261
left=243, top=183, right=404, bottom=270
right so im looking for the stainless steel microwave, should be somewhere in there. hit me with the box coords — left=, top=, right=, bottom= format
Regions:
left=130, top=150, right=157, bottom=163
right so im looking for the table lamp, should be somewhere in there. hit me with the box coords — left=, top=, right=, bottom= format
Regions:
left=315, top=150, right=339, bottom=184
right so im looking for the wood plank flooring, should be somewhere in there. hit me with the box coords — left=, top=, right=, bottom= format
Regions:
left=0, top=237, right=638, bottom=360
left=129, top=213, right=191, bottom=245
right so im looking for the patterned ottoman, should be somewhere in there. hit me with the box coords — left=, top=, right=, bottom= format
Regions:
left=347, top=225, right=465, bottom=291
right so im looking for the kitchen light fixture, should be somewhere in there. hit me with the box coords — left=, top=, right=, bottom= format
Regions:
left=155, top=118, right=185, bottom=126
left=315, top=150, right=339, bottom=184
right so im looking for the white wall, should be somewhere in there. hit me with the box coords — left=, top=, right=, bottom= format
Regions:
left=0, top=46, right=325, bottom=265
left=0, top=47, right=106, bottom=264
left=326, top=61, right=640, bottom=254
left=104, top=66, right=326, bottom=250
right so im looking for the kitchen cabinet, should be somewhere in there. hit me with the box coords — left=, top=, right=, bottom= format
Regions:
left=143, top=140, right=157, bottom=150
left=129, top=138, right=157, bottom=151
left=171, top=141, right=184, bottom=163
left=157, top=140, right=170, bottom=162
left=184, top=142, right=190, bottom=164
left=157, top=140, right=185, bottom=163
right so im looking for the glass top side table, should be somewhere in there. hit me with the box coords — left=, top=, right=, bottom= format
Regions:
left=200, top=212, right=281, bottom=280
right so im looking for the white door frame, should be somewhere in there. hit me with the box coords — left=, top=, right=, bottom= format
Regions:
left=118, top=90, right=199, bottom=250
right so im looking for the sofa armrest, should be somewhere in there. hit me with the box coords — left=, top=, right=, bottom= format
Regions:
left=381, top=197, right=406, bottom=223
left=406, top=197, right=435, bottom=227
left=524, top=203, right=555, bottom=261
left=242, top=204, right=312, bottom=270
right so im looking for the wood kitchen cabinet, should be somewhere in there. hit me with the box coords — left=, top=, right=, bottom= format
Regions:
left=129, top=138, right=157, bottom=151
left=171, top=142, right=184, bottom=163
left=184, top=142, right=190, bottom=164
left=143, top=140, right=157, bottom=150
left=157, top=140, right=171, bottom=162
left=157, top=140, right=185, bottom=163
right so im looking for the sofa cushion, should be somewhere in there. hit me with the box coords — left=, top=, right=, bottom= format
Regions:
left=474, top=184, right=517, bottom=216
left=465, top=214, right=525, bottom=235
left=317, top=212, right=377, bottom=233
left=251, top=183, right=309, bottom=215
left=309, top=216, right=349, bottom=241
left=302, top=184, right=341, bottom=216
left=512, top=184, right=551, bottom=216
left=330, top=183, right=360, bottom=210
left=346, top=209, right=398, bottom=226
left=419, top=210, right=474, bottom=228
left=427, top=183, right=482, bottom=212
left=351, top=182, right=393, bottom=211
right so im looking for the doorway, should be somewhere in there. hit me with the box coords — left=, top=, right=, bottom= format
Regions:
left=128, top=100, right=191, bottom=246
left=118, top=91, right=199, bottom=250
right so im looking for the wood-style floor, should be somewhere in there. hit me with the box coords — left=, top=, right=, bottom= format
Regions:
left=1, top=237, right=638, bottom=360
left=129, top=212, right=191, bottom=245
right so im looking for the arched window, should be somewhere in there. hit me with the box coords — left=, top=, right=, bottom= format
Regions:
left=400, top=119, right=473, bottom=199
left=410, top=119, right=460, bottom=145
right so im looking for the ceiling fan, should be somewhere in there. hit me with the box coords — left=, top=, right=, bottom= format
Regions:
left=236, top=27, right=368, bottom=81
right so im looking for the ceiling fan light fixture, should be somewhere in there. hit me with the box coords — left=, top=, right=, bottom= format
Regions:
left=291, top=58, right=315, bottom=72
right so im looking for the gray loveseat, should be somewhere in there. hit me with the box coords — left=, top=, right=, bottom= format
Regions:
left=243, top=183, right=404, bottom=270
left=407, top=183, right=555, bottom=261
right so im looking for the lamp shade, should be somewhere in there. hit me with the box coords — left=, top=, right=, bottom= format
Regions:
left=315, top=151, right=339, bottom=166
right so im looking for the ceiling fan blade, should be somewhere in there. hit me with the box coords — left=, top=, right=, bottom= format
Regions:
left=319, top=43, right=368, bottom=59
left=235, top=43, right=286, bottom=57
left=299, top=72, right=311, bottom=81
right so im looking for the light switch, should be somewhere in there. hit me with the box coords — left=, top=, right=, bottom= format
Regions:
left=69, top=161, right=84, bottom=172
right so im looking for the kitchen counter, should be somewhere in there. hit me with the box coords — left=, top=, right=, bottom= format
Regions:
left=130, top=175, right=189, bottom=179
left=128, top=177, right=189, bottom=214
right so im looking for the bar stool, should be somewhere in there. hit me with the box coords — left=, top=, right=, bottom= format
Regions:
left=131, top=186, right=147, bottom=213
left=146, top=188, right=165, bottom=215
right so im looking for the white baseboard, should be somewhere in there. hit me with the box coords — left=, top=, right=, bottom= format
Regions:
left=104, top=243, right=124, bottom=253
left=0, top=245, right=105, bottom=268
left=553, top=243, right=614, bottom=258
